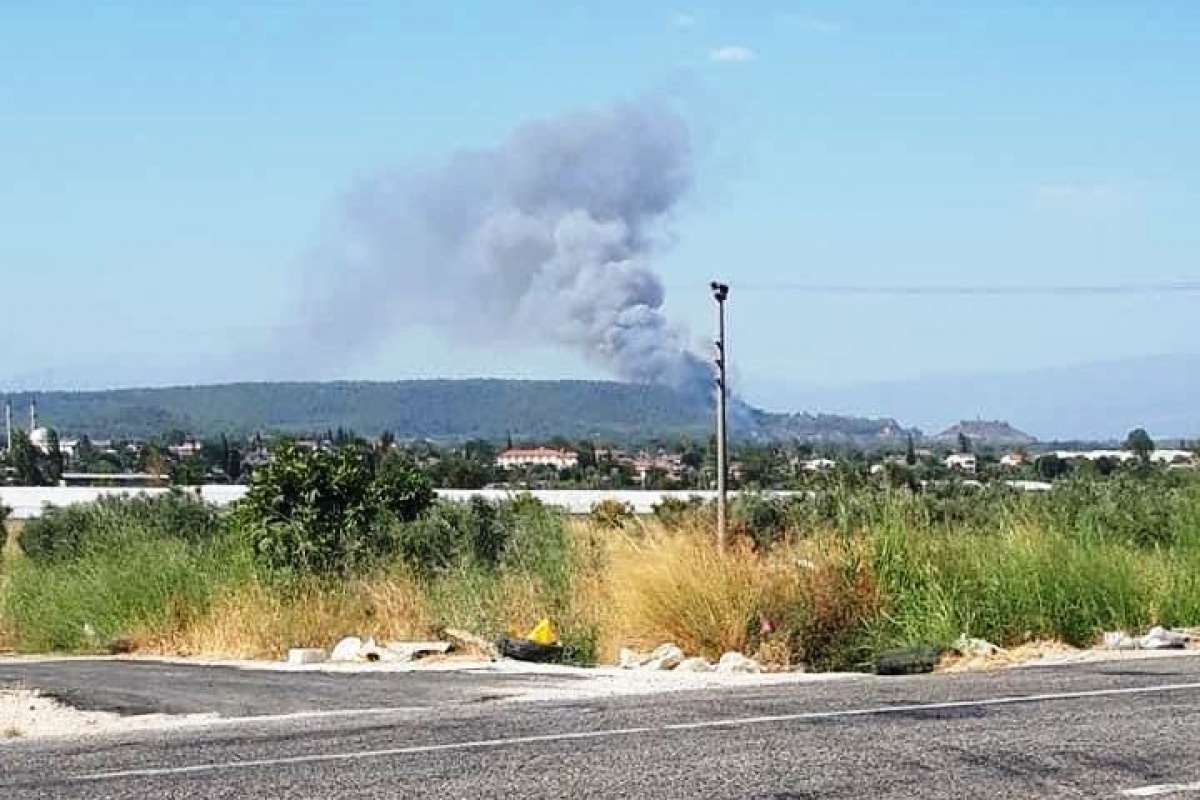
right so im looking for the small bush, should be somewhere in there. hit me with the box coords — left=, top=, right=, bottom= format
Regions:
left=651, top=496, right=709, bottom=529
left=391, top=498, right=508, bottom=574
left=18, top=492, right=224, bottom=564
left=589, top=499, right=634, bottom=529
left=731, top=492, right=794, bottom=550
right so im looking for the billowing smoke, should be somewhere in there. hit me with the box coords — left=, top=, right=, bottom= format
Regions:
left=300, top=100, right=711, bottom=400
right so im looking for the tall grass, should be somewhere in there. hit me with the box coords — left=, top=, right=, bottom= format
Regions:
left=3, top=474, right=1199, bottom=670
left=2, top=532, right=253, bottom=652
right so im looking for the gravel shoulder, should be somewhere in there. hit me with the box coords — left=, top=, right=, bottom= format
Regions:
left=1, top=646, right=1198, bottom=743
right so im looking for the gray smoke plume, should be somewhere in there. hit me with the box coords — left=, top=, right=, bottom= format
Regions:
left=301, top=100, right=711, bottom=400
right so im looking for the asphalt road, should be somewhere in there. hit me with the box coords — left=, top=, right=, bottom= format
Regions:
left=3, top=655, right=1200, bottom=798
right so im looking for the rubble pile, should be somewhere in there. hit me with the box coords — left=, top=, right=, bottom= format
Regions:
left=617, top=644, right=767, bottom=675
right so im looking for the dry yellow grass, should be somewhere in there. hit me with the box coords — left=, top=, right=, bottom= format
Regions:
left=145, top=570, right=436, bottom=660
left=2, top=520, right=21, bottom=562
left=592, top=520, right=880, bottom=668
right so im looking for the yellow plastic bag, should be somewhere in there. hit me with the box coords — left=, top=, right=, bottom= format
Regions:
left=526, top=618, right=557, bottom=645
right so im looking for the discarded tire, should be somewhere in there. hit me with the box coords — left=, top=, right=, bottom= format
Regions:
left=497, top=636, right=564, bottom=664
left=875, top=646, right=941, bottom=676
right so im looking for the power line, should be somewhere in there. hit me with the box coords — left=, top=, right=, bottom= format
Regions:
left=722, top=281, right=1200, bottom=296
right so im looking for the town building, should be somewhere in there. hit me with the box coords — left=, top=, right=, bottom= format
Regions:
left=944, top=453, right=978, bottom=473
left=496, top=447, right=579, bottom=470
left=1000, top=452, right=1029, bottom=468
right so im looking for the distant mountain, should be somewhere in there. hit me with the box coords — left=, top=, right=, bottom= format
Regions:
left=8, top=380, right=916, bottom=445
left=749, top=408, right=912, bottom=445
left=934, top=420, right=1036, bottom=447
left=751, top=353, right=1200, bottom=441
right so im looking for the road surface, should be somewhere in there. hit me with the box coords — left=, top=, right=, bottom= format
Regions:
left=2, top=655, right=1199, bottom=798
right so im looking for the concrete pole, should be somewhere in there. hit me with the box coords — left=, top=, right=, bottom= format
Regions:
left=4, top=398, right=11, bottom=453
left=711, top=281, right=729, bottom=552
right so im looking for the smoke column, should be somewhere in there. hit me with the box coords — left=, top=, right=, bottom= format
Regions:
left=301, top=99, right=711, bottom=400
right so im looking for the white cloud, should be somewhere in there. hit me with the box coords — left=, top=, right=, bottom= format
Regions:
left=673, top=12, right=696, bottom=30
left=709, top=45, right=756, bottom=63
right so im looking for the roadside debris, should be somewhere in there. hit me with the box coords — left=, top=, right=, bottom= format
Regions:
left=876, top=646, right=941, bottom=676
left=286, top=648, right=327, bottom=665
left=618, top=645, right=756, bottom=674
left=497, top=619, right=565, bottom=664
left=497, top=637, right=564, bottom=664
left=939, top=639, right=1077, bottom=673
left=618, top=647, right=647, bottom=669
left=953, top=634, right=1002, bottom=658
left=716, top=652, right=763, bottom=674
left=324, top=636, right=455, bottom=664
left=1103, top=626, right=1193, bottom=651
left=642, top=644, right=685, bottom=671
left=526, top=619, right=557, bottom=646
left=444, top=628, right=500, bottom=660
left=330, top=636, right=364, bottom=662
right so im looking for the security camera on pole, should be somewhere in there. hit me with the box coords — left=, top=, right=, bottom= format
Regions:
left=711, top=281, right=729, bottom=552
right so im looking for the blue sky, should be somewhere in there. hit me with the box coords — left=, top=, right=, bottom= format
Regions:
left=3, top=1, right=1198, bottom=413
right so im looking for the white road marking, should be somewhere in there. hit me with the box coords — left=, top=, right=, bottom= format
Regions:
left=68, top=680, right=1200, bottom=783
left=1121, top=783, right=1200, bottom=797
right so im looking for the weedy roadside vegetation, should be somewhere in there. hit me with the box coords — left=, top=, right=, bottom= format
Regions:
left=1, top=459, right=1198, bottom=671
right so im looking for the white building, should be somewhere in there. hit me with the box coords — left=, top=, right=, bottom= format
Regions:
left=944, top=453, right=977, bottom=473
left=1051, top=449, right=1196, bottom=466
left=168, top=440, right=204, bottom=460
left=1000, top=452, right=1028, bottom=468
left=496, top=447, right=579, bottom=470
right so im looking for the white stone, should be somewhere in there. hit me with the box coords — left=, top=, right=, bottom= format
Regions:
left=330, top=636, right=364, bottom=662
left=641, top=644, right=685, bottom=671
left=286, top=648, right=327, bottom=665
left=1139, top=626, right=1189, bottom=650
left=716, top=651, right=763, bottom=674
left=618, top=648, right=648, bottom=669
left=674, top=657, right=713, bottom=673
left=953, top=634, right=1002, bottom=657
left=1102, top=631, right=1138, bottom=650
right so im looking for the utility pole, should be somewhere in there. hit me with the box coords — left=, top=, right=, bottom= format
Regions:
left=711, top=281, right=729, bottom=551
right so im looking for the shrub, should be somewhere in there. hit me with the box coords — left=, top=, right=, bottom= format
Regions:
left=234, top=446, right=433, bottom=576
left=391, top=498, right=501, bottom=574
left=18, top=492, right=224, bottom=564
left=731, top=492, right=793, bottom=549
left=651, top=496, right=709, bottom=529
left=589, top=498, right=634, bottom=529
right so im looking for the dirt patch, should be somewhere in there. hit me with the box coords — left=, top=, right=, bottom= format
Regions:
left=937, top=640, right=1080, bottom=673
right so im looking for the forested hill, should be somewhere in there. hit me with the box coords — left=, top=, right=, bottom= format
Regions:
left=17, top=380, right=913, bottom=444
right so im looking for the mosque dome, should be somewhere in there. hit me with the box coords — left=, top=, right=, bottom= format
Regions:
left=29, top=427, right=53, bottom=454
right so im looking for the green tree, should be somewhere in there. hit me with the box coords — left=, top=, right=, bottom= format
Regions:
left=9, top=430, right=43, bottom=486
left=1036, top=453, right=1070, bottom=481
left=1124, top=428, right=1155, bottom=464
left=42, top=430, right=64, bottom=484
left=905, top=434, right=917, bottom=466
left=235, top=444, right=433, bottom=576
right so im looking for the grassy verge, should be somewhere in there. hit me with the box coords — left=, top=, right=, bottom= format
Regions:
left=2, top=476, right=1199, bottom=670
